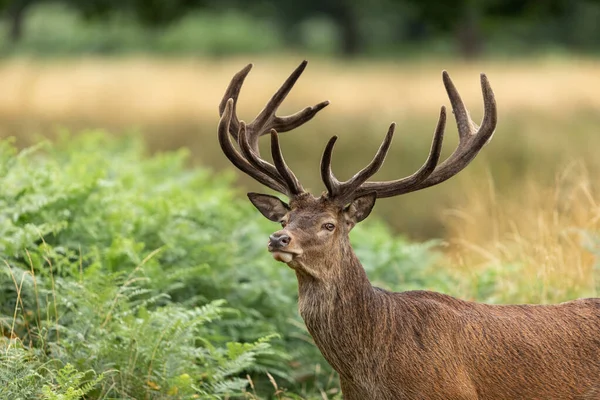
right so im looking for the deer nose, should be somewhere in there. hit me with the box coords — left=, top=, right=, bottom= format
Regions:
left=269, top=232, right=291, bottom=249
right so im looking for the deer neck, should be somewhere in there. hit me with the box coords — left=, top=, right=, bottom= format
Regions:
left=296, top=242, right=373, bottom=305
left=295, top=243, right=380, bottom=375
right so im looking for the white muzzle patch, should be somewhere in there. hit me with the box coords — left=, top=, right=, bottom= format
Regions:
left=272, top=251, right=293, bottom=263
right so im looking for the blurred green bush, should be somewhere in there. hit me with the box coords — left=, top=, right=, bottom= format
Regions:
left=0, top=4, right=284, bottom=57
left=5, top=2, right=600, bottom=58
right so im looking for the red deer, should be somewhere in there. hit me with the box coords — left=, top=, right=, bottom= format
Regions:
left=217, top=61, right=600, bottom=399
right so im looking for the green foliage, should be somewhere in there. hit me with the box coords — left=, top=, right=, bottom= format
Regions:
left=0, top=344, right=44, bottom=400
left=351, top=222, right=448, bottom=292
left=0, top=345, right=101, bottom=400
left=3, top=1, right=600, bottom=57
left=0, top=132, right=441, bottom=398
left=0, top=3, right=283, bottom=56
left=41, top=364, right=103, bottom=400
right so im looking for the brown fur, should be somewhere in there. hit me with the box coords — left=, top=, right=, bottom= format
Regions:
left=251, top=194, right=600, bottom=400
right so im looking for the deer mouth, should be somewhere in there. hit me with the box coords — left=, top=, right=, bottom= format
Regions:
left=268, top=248, right=302, bottom=263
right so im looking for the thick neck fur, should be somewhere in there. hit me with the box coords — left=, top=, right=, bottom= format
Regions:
left=295, top=239, right=381, bottom=380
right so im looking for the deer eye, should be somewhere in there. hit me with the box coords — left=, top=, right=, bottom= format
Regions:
left=280, top=220, right=287, bottom=228
left=323, top=223, right=335, bottom=231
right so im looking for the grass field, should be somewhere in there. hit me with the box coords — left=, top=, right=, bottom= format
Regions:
left=445, top=163, right=599, bottom=303
left=1, top=55, right=600, bottom=240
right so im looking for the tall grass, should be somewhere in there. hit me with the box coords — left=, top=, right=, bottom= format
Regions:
left=443, top=163, right=600, bottom=304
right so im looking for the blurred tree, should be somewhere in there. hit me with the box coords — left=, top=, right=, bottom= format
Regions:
left=405, top=0, right=580, bottom=58
left=3, top=0, right=32, bottom=43
left=1, top=0, right=599, bottom=56
left=260, top=0, right=363, bottom=56
left=405, top=0, right=489, bottom=58
left=65, top=0, right=123, bottom=21
left=66, top=0, right=211, bottom=27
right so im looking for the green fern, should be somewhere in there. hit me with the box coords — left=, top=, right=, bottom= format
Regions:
left=0, top=343, right=44, bottom=400
left=41, top=363, right=103, bottom=400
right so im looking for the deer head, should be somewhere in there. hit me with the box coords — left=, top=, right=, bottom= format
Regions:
left=218, top=61, right=497, bottom=281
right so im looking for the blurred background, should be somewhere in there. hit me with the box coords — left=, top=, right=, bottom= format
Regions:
left=1, top=0, right=600, bottom=239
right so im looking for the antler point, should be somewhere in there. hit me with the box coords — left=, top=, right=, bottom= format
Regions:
left=236, top=64, right=253, bottom=78
left=297, top=60, right=309, bottom=72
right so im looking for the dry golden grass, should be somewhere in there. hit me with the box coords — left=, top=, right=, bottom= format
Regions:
left=0, top=55, right=600, bottom=125
left=443, top=163, right=600, bottom=303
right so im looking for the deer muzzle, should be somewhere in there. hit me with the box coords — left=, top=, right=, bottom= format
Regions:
left=268, top=231, right=299, bottom=263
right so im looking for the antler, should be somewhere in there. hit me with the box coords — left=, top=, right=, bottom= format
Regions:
left=321, top=70, right=497, bottom=203
left=218, top=61, right=330, bottom=197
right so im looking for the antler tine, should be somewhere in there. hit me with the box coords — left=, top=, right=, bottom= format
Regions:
left=320, top=136, right=342, bottom=197
left=337, top=123, right=395, bottom=196
left=270, top=130, right=303, bottom=195
left=218, top=63, right=253, bottom=141
left=479, top=73, right=497, bottom=144
left=238, top=121, right=286, bottom=185
left=321, top=124, right=396, bottom=203
left=351, top=71, right=496, bottom=199
left=272, top=100, right=330, bottom=133
left=218, top=99, right=289, bottom=194
left=354, top=107, right=446, bottom=198
left=413, top=71, right=497, bottom=188
left=243, top=60, right=330, bottom=154
left=252, top=61, right=308, bottom=129
left=443, top=71, right=471, bottom=140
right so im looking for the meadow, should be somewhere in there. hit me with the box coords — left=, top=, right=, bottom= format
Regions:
left=0, top=55, right=599, bottom=399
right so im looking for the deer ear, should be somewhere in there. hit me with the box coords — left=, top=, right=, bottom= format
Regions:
left=344, top=192, right=377, bottom=226
left=247, top=193, right=290, bottom=222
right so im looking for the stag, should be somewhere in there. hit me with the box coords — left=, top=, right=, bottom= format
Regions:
left=217, top=61, right=600, bottom=400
